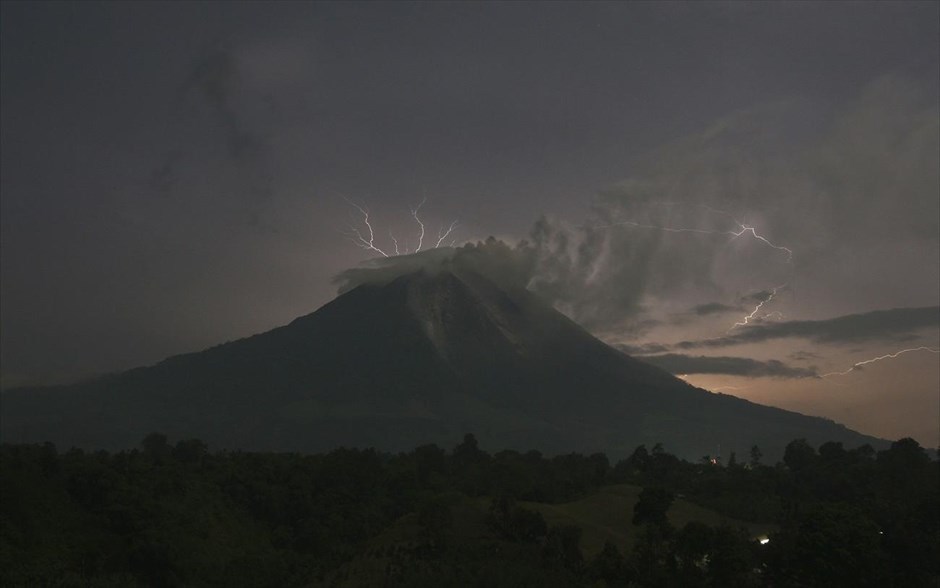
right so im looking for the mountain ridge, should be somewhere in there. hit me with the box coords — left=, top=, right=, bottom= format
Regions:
left=0, top=267, right=887, bottom=461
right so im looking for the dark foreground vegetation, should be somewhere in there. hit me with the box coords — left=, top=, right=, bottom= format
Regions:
left=1, top=434, right=937, bottom=587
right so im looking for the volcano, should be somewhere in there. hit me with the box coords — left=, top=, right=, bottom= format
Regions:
left=0, top=262, right=883, bottom=460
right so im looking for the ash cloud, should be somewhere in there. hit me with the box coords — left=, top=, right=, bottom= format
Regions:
left=636, top=353, right=817, bottom=379
left=333, top=237, right=538, bottom=294
left=333, top=75, right=939, bottom=343
left=527, top=76, right=938, bottom=337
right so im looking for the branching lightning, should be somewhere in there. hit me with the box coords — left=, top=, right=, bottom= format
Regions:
left=344, top=197, right=458, bottom=258
left=599, top=218, right=793, bottom=261
left=410, top=197, right=426, bottom=253
left=702, top=204, right=793, bottom=261
left=592, top=203, right=795, bottom=338
left=343, top=198, right=390, bottom=258
left=435, top=220, right=459, bottom=248
left=727, top=225, right=793, bottom=262
left=584, top=202, right=936, bottom=391
left=730, top=284, right=787, bottom=331
left=820, top=346, right=940, bottom=378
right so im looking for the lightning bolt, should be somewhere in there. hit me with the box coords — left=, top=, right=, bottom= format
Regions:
left=593, top=204, right=793, bottom=262
left=344, top=197, right=458, bottom=258
left=435, top=220, right=459, bottom=248
left=727, top=225, right=793, bottom=262
left=590, top=203, right=794, bottom=341
left=704, top=204, right=793, bottom=261
left=730, top=284, right=786, bottom=330
left=410, top=197, right=426, bottom=253
left=820, top=347, right=940, bottom=378
left=600, top=219, right=793, bottom=261
left=343, top=197, right=390, bottom=258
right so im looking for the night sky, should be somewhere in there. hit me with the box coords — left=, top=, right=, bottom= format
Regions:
left=2, top=2, right=938, bottom=446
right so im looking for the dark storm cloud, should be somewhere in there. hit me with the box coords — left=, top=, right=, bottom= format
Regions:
left=333, top=84, right=939, bottom=336
left=2, top=1, right=938, bottom=390
left=636, top=353, right=816, bottom=379
left=742, top=291, right=773, bottom=302
left=510, top=75, right=938, bottom=335
left=155, top=43, right=276, bottom=223
left=181, top=45, right=260, bottom=161
left=673, top=306, right=940, bottom=350
left=615, top=343, right=671, bottom=356
left=524, top=213, right=651, bottom=330
left=692, top=302, right=741, bottom=316
left=789, top=350, right=821, bottom=362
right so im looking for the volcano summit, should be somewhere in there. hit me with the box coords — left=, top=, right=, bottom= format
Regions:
left=1, top=249, right=883, bottom=460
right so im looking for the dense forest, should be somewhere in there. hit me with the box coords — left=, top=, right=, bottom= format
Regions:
left=1, top=433, right=937, bottom=587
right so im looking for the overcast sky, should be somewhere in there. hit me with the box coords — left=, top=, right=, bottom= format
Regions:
left=2, top=1, right=938, bottom=446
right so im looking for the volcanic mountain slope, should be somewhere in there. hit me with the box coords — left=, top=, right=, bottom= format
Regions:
left=1, top=265, right=884, bottom=460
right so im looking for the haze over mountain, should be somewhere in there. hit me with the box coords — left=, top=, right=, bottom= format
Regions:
left=1, top=244, right=884, bottom=461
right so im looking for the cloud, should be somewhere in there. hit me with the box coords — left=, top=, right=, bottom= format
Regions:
left=331, top=76, right=939, bottom=342
left=634, top=353, right=816, bottom=379
left=741, top=290, right=774, bottom=302
left=520, top=75, right=938, bottom=336
left=810, top=75, right=940, bottom=243
left=673, top=306, right=940, bottom=349
left=333, top=237, right=538, bottom=294
left=691, top=302, right=741, bottom=316
left=182, top=44, right=259, bottom=160
left=615, top=342, right=671, bottom=355
left=789, top=350, right=821, bottom=362
left=148, top=42, right=277, bottom=226
left=495, top=103, right=814, bottom=333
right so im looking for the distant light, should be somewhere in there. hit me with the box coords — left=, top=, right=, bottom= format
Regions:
left=759, top=538, right=770, bottom=545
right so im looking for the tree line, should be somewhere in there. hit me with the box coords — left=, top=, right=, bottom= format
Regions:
left=1, top=433, right=936, bottom=586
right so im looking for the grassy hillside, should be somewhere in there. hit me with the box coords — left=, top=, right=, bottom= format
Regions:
left=521, top=484, right=774, bottom=557
left=322, top=484, right=772, bottom=587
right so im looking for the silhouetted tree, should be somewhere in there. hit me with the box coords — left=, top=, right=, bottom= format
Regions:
left=749, top=444, right=762, bottom=467
left=629, top=444, right=651, bottom=472
left=671, top=521, right=713, bottom=575
left=591, top=540, right=627, bottom=585
left=633, top=487, right=674, bottom=529
left=140, top=432, right=170, bottom=460
left=768, top=504, right=886, bottom=587
left=542, top=524, right=583, bottom=572
left=172, top=438, right=208, bottom=464
left=487, top=496, right=547, bottom=543
left=453, top=433, right=484, bottom=465
left=783, top=438, right=816, bottom=472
